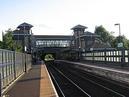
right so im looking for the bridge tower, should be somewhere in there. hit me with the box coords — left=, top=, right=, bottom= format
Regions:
left=71, top=24, right=87, bottom=49
left=13, top=22, right=33, bottom=53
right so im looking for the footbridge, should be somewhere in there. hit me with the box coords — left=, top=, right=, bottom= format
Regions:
left=33, top=35, right=72, bottom=60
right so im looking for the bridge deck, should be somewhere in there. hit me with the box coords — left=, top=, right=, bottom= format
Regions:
left=5, top=63, right=58, bottom=97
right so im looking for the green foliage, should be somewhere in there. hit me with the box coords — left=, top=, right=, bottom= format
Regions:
left=108, top=32, right=116, bottom=47
left=2, top=29, right=14, bottom=50
left=2, top=29, right=22, bottom=52
left=0, top=41, right=3, bottom=48
left=94, top=25, right=115, bottom=47
left=13, top=41, right=23, bottom=52
left=95, top=25, right=109, bottom=42
left=95, top=25, right=129, bottom=49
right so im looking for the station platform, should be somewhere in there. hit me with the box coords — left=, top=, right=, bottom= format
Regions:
left=4, top=63, right=58, bottom=97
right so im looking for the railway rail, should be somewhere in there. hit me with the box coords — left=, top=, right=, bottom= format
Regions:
left=73, top=66, right=129, bottom=96
left=47, top=64, right=91, bottom=97
left=46, top=61, right=129, bottom=97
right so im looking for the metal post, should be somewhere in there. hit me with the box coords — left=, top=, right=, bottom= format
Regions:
left=92, top=50, right=94, bottom=63
left=24, top=54, right=27, bottom=72
left=119, top=24, right=121, bottom=37
left=121, top=49, right=125, bottom=67
left=115, top=23, right=121, bottom=36
left=128, top=50, right=129, bottom=66
left=104, top=48, right=107, bottom=64
left=114, top=23, right=121, bottom=40
left=118, top=24, right=121, bottom=43
left=13, top=51, right=16, bottom=79
left=1, top=51, right=4, bottom=91
left=0, top=73, right=1, bottom=97
left=23, top=25, right=26, bottom=53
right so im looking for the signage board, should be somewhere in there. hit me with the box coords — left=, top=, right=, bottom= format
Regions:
left=117, top=43, right=123, bottom=48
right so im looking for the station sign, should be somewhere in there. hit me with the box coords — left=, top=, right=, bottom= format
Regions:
left=117, top=42, right=123, bottom=48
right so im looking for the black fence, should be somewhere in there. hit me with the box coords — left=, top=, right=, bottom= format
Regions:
left=0, top=49, right=32, bottom=95
left=81, top=49, right=129, bottom=66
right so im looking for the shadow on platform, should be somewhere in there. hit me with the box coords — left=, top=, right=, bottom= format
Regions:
left=5, top=65, right=42, bottom=97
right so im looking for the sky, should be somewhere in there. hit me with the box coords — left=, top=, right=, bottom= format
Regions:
left=0, top=0, right=129, bottom=40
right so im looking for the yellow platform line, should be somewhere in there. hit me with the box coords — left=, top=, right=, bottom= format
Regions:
left=40, top=64, right=58, bottom=97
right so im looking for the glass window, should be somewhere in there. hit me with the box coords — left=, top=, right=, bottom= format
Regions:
left=36, top=40, right=70, bottom=47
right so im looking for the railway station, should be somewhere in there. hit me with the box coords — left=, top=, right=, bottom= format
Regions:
left=0, top=22, right=129, bottom=97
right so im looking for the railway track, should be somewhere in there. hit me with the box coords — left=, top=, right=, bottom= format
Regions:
left=73, top=66, right=129, bottom=96
left=66, top=68, right=127, bottom=97
left=46, top=61, right=129, bottom=97
left=47, top=64, right=91, bottom=97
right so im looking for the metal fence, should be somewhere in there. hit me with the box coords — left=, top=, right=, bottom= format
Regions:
left=0, top=49, right=32, bottom=95
left=82, top=49, right=129, bottom=66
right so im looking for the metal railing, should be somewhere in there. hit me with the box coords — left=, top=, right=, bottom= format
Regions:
left=82, top=49, right=129, bottom=66
left=0, top=49, right=32, bottom=95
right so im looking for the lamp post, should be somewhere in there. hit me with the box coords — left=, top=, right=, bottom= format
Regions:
left=115, top=23, right=125, bottom=66
left=114, top=23, right=121, bottom=36
left=114, top=23, right=121, bottom=43
left=114, top=23, right=123, bottom=48
left=23, top=24, right=26, bottom=53
left=23, top=25, right=27, bottom=72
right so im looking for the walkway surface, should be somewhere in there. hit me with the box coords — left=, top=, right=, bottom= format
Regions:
left=5, top=63, right=57, bottom=97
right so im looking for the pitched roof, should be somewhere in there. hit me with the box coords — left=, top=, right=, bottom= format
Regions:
left=17, top=22, right=33, bottom=28
left=71, top=24, right=87, bottom=30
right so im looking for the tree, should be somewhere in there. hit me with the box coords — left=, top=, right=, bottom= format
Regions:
left=2, top=29, right=14, bottom=50
left=13, top=41, right=23, bottom=52
left=94, top=25, right=115, bottom=47
left=2, top=29, right=22, bottom=52
left=0, top=41, right=3, bottom=48
left=108, top=31, right=116, bottom=47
